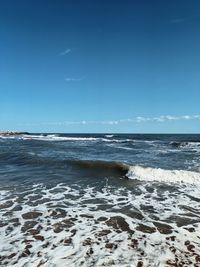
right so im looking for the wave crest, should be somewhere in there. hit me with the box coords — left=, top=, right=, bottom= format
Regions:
left=66, top=160, right=200, bottom=184
left=127, top=165, right=200, bottom=184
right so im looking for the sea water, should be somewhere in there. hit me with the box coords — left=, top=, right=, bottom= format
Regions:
left=0, top=133, right=200, bottom=266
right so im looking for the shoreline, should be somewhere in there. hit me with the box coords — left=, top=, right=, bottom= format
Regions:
left=0, top=131, right=30, bottom=135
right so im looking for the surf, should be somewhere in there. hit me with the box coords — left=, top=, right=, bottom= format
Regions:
left=127, top=165, right=200, bottom=184
left=65, top=159, right=200, bottom=184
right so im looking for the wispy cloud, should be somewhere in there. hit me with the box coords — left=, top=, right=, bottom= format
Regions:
left=60, top=48, right=71, bottom=56
left=170, top=18, right=185, bottom=24
left=170, top=15, right=200, bottom=25
left=65, top=77, right=84, bottom=82
left=19, top=115, right=200, bottom=127
left=134, top=115, right=200, bottom=123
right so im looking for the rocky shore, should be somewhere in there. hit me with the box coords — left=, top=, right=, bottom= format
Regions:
left=0, top=131, right=29, bottom=135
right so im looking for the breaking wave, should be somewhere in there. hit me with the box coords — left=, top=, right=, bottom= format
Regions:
left=0, top=134, right=128, bottom=143
left=1, top=150, right=200, bottom=184
left=127, top=165, right=200, bottom=184
left=170, top=141, right=200, bottom=151
left=58, top=159, right=200, bottom=184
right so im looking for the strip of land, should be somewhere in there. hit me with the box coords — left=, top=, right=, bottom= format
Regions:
left=0, top=131, right=29, bottom=135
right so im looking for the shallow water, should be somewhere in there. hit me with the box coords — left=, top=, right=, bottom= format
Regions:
left=0, top=133, right=200, bottom=266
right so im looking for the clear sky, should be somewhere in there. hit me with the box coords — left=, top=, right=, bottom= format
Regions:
left=0, top=0, right=200, bottom=133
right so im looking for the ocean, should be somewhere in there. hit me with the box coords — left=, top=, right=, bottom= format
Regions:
left=0, top=133, right=200, bottom=267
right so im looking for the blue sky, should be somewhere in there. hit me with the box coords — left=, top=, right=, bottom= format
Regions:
left=0, top=0, right=200, bottom=133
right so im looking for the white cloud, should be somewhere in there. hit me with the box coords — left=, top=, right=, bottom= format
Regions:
left=65, top=77, right=83, bottom=82
left=60, top=49, right=71, bottom=56
left=133, top=115, right=200, bottom=123
left=19, top=115, right=200, bottom=127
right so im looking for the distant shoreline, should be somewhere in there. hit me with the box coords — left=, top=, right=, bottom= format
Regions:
left=0, top=131, right=30, bottom=135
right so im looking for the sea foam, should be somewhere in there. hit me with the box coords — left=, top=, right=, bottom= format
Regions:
left=0, top=182, right=200, bottom=267
left=127, top=165, right=200, bottom=184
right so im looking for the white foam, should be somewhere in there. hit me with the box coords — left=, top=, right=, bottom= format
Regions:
left=0, top=134, right=132, bottom=143
left=22, top=135, right=99, bottom=141
left=181, top=142, right=200, bottom=152
left=0, top=190, right=10, bottom=200
left=0, top=135, right=16, bottom=139
left=127, top=165, right=200, bottom=184
left=21, top=135, right=130, bottom=143
left=1, top=182, right=200, bottom=266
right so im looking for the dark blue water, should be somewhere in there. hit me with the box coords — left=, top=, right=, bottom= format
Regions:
left=0, top=133, right=200, bottom=266
left=0, top=133, right=199, bottom=185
